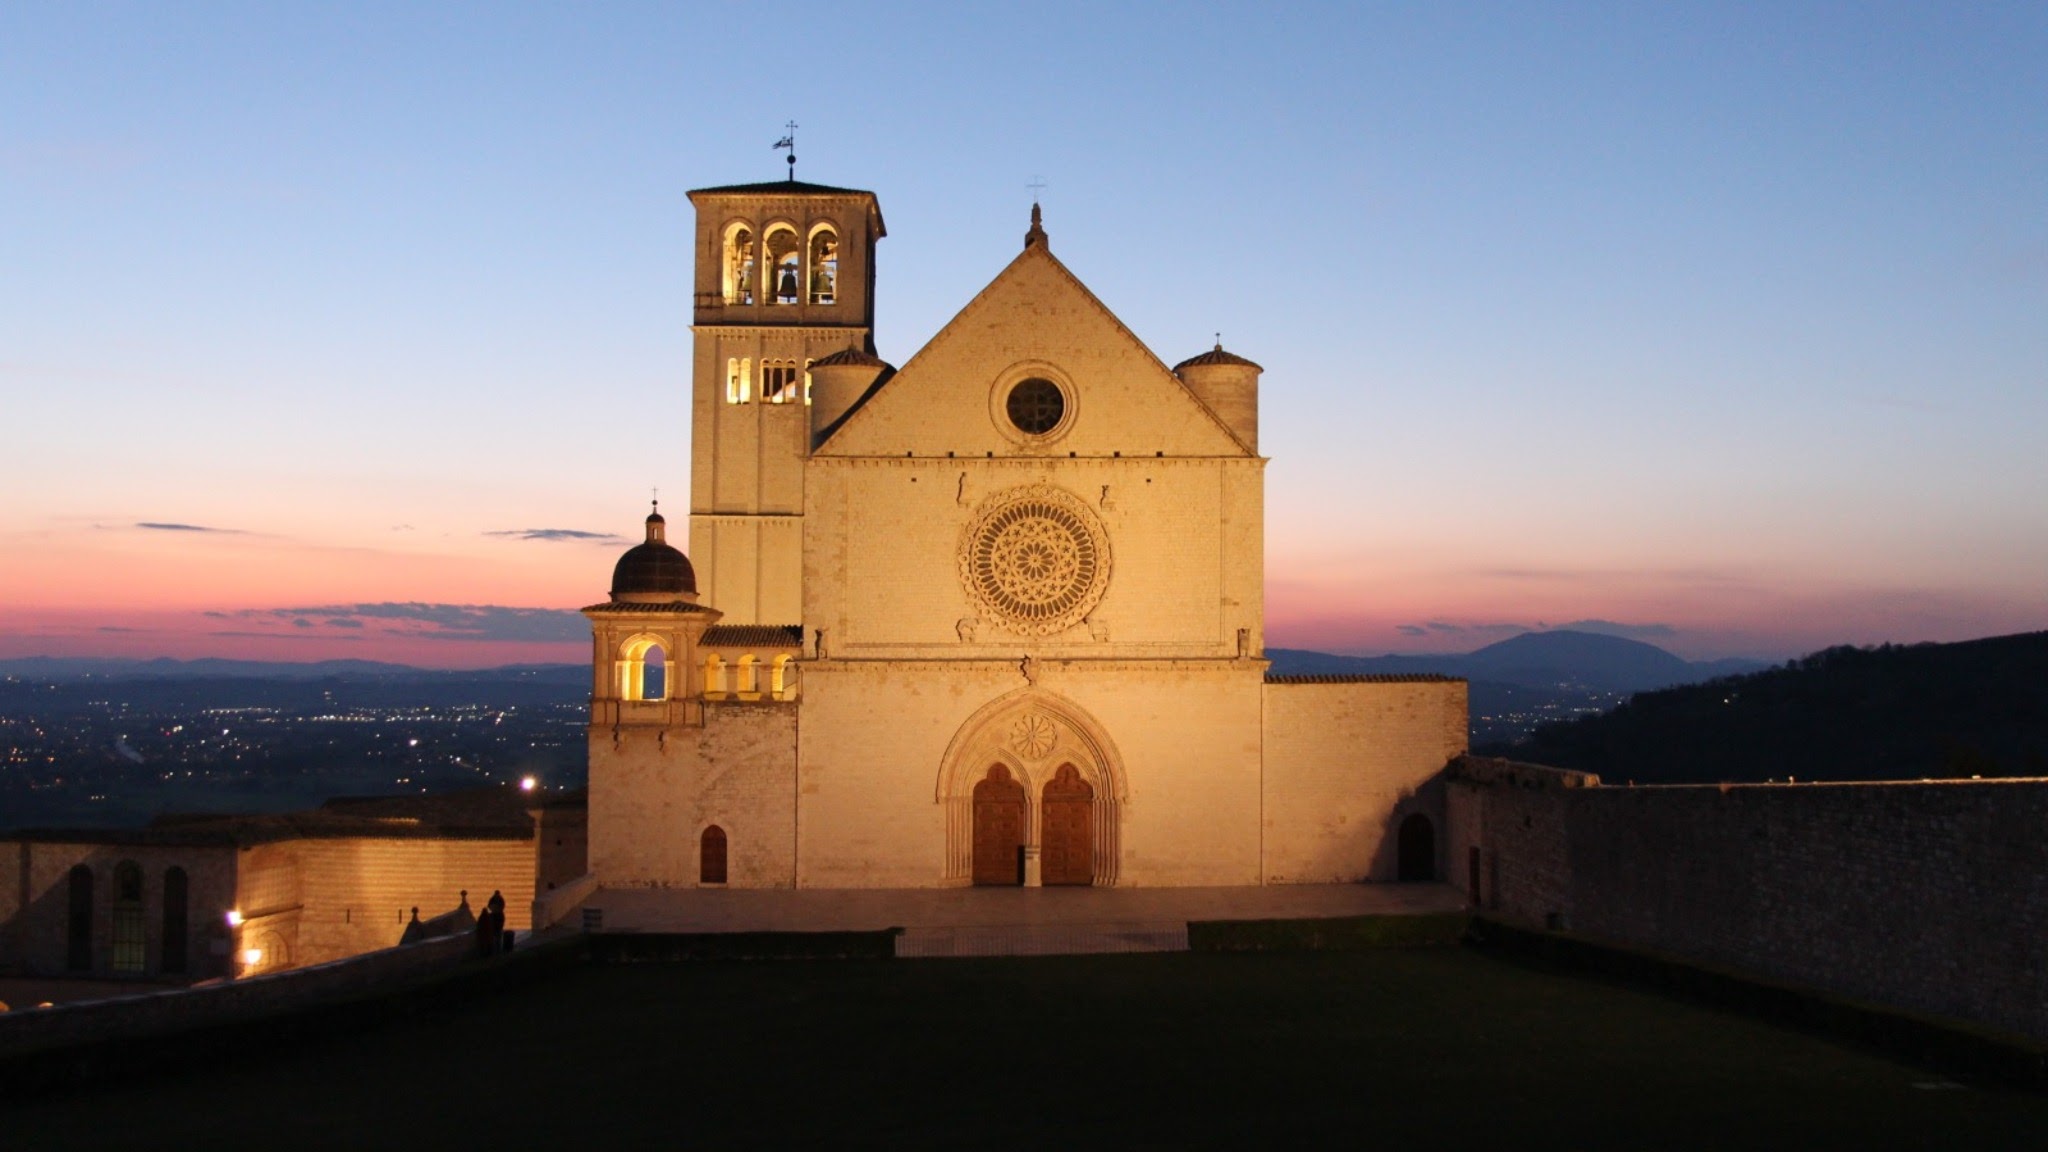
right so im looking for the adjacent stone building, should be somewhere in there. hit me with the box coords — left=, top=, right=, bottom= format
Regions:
left=580, top=178, right=1468, bottom=890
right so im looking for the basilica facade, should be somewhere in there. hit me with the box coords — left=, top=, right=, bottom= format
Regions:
left=580, top=177, right=1465, bottom=890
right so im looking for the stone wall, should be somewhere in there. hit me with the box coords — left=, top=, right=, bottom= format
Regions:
left=286, top=836, right=537, bottom=968
left=1260, top=678, right=1467, bottom=883
left=0, top=841, right=237, bottom=980
left=1447, top=758, right=2048, bottom=1042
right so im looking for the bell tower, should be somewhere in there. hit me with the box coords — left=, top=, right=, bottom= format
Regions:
left=685, top=177, right=885, bottom=626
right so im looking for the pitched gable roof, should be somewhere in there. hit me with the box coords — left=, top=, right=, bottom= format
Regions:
left=818, top=243, right=1255, bottom=458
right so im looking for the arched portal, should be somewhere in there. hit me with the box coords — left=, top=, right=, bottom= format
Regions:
left=1397, top=813, right=1437, bottom=882
left=938, top=690, right=1125, bottom=886
left=971, top=765, right=1025, bottom=886
left=1041, top=764, right=1094, bottom=886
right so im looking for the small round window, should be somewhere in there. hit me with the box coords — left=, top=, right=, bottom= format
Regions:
left=1005, top=378, right=1065, bottom=435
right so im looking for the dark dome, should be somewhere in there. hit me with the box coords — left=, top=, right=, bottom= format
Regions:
left=610, top=508, right=696, bottom=598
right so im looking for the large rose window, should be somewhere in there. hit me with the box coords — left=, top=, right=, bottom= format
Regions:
left=960, top=486, right=1111, bottom=636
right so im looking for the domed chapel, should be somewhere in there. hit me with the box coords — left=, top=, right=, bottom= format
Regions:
left=580, top=177, right=1467, bottom=889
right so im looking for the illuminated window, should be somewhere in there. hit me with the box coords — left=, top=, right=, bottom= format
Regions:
left=761, top=359, right=800, bottom=404
left=808, top=226, right=838, bottom=304
left=112, top=860, right=145, bottom=973
left=703, top=653, right=727, bottom=699
left=736, top=654, right=760, bottom=698
left=769, top=654, right=797, bottom=700
left=766, top=226, right=800, bottom=304
left=727, top=357, right=752, bottom=404
left=723, top=223, right=755, bottom=304
left=619, top=636, right=668, bottom=702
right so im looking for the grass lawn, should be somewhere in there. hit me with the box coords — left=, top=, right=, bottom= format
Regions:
left=5, top=947, right=2043, bottom=1149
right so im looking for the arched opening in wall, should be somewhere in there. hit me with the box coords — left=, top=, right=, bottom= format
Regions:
left=769, top=655, right=796, bottom=700
left=972, top=765, right=1025, bottom=886
left=808, top=226, right=838, bottom=304
left=112, top=860, right=145, bottom=973
left=703, top=654, right=727, bottom=699
left=1041, top=764, right=1095, bottom=886
left=1397, top=814, right=1437, bottom=882
left=619, top=636, right=668, bottom=702
left=700, top=825, right=728, bottom=885
left=162, top=866, right=189, bottom=975
left=765, top=225, right=800, bottom=304
left=726, top=357, right=752, bottom=404
left=736, top=654, right=760, bottom=698
left=761, top=359, right=800, bottom=404
left=65, top=864, right=93, bottom=971
left=724, top=223, right=755, bottom=304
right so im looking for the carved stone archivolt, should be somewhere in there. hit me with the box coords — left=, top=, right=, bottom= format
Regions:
left=959, top=485, right=1111, bottom=637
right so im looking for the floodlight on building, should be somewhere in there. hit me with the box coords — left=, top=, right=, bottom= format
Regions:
left=242, top=948, right=262, bottom=967
left=225, top=910, right=244, bottom=927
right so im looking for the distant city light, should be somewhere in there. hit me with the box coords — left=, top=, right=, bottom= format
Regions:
left=520, top=775, right=538, bottom=792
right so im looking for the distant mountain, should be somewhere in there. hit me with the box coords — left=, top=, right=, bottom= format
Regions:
left=1488, top=631, right=2048, bottom=784
left=1268, top=630, right=1765, bottom=693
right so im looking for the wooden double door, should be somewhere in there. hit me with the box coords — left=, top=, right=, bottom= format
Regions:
left=971, top=763, right=1094, bottom=887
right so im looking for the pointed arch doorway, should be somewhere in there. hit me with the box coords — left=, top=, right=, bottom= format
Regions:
left=1041, top=764, right=1094, bottom=886
left=972, top=765, right=1025, bottom=886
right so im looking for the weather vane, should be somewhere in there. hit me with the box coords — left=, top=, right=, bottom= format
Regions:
left=774, top=121, right=798, bottom=181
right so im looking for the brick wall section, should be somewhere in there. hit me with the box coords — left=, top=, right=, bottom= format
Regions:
left=590, top=704, right=798, bottom=889
left=287, top=837, right=537, bottom=968
left=1260, top=679, right=1467, bottom=883
left=1447, top=758, right=2048, bottom=1043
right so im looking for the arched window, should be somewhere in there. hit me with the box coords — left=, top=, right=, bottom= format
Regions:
left=700, top=825, right=728, bottom=885
left=112, top=860, right=145, bottom=973
left=65, top=864, right=93, bottom=971
left=726, top=357, right=752, bottom=404
left=765, top=226, right=800, bottom=304
left=808, top=226, right=838, bottom=304
left=703, top=653, right=727, bottom=699
left=802, top=359, right=814, bottom=405
left=619, top=636, right=668, bottom=702
left=736, top=654, right=760, bottom=698
left=761, top=359, right=800, bottom=404
left=724, top=223, right=755, bottom=304
left=769, top=655, right=796, bottom=700
left=162, top=866, right=189, bottom=974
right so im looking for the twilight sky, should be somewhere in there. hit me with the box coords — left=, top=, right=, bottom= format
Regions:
left=2, top=2, right=2044, bottom=667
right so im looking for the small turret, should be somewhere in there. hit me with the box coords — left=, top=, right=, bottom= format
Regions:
left=1173, top=343, right=1262, bottom=452
left=807, top=346, right=891, bottom=444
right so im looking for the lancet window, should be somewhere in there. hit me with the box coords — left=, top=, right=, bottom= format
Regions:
left=726, top=357, right=752, bottom=404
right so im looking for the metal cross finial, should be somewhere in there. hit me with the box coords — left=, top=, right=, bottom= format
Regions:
left=1026, top=176, right=1047, bottom=204
left=774, top=121, right=798, bottom=180
left=651, top=487, right=659, bottom=510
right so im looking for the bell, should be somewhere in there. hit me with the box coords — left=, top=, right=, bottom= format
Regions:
left=777, top=268, right=799, bottom=300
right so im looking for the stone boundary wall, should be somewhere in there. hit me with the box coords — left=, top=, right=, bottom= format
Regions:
left=1446, top=757, right=2048, bottom=1043
left=0, top=931, right=474, bottom=1058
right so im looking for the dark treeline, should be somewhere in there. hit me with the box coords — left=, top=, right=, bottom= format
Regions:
left=1482, top=631, right=2048, bottom=784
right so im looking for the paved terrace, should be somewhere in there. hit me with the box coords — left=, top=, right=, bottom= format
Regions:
left=583, top=883, right=1466, bottom=957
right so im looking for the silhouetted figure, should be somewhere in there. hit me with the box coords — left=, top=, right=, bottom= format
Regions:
left=480, top=889, right=509, bottom=955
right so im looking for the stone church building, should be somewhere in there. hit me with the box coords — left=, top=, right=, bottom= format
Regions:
left=582, top=177, right=1466, bottom=890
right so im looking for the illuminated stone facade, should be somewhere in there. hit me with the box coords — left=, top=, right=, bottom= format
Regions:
left=583, top=181, right=1468, bottom=890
